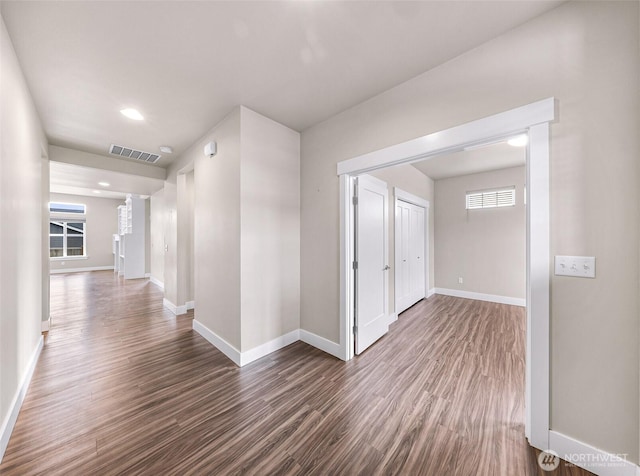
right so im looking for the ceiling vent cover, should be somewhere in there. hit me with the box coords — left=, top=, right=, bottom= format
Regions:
left=109, top=144, right=161, bottom=164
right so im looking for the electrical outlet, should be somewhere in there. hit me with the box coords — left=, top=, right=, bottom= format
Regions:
left=458, top=277, right=463, bottom=284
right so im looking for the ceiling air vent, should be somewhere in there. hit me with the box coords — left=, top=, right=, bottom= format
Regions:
left=109, top=144, right=161, bottom=164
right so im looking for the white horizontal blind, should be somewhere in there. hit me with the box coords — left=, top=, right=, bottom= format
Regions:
left=466, top=187, right=515, bottom=210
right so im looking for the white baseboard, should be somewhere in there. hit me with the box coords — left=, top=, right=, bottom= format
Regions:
left=149, top=276, right=164, bottom=290
left=386, top=313, right=398, bottom=325
left=192, top=320, right=345, bottom=366
left=239, top=330, right=300, bottom=367
left=144, top=273, right=150, bottom=278
left=41, top=316, right=51, bottom=333
left=549, top=430, right=638, bottom=476
left=50, top=265, right=114, bottom=274
left=186, top=301, right=195, bottom=311
left=435, top=288, right=526, bottom=307
left=427, top=288, right=436, bottom=298
left=192, top=319, right=241, bottom=366
left=299, top=329, right=343, bottom=359
left=163, top=298, right=187, bottom=315
left=0, top=336, right=43, bottom=463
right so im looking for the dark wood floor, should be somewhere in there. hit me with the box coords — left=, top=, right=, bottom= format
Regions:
left=0, top=271, right=591, bottom=475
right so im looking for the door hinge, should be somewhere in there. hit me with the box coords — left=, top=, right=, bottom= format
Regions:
left=352, top=261, right=358, bottom=270
left=353, top=325, right=358, bottom=334
left=352, top=196, right=358, bottom=205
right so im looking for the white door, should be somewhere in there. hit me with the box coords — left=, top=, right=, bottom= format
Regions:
left=395, top=199, right=426, bottom=314
left=354, top=175, right=389, bottom=354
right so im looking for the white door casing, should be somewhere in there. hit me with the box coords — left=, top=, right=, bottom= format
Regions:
left=338, top=97, right=555, bottom=451
left=354, top=174, right=390, bottom=354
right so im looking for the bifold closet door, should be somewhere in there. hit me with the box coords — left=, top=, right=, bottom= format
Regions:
left=395, top=200, right=426, bottom=314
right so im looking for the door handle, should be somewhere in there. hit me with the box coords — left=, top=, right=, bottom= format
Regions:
left=383, top=265, right=390, bottom=271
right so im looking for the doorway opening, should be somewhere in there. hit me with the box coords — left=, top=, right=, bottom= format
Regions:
left=338, top=98, right=555, bottom=451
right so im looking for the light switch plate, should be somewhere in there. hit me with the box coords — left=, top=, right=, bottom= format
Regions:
left=554, top=256, right=596, bottom=278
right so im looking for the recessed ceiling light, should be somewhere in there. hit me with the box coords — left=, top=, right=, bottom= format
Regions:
left=159, top=146, right=173, bottom=154
left=92, top=190, right=101, bottom=194
left=120, top=108, right=144, bottom=121
left=507, top=135, right=528, bottom=147
left=98, top=181, right=110, bottom=187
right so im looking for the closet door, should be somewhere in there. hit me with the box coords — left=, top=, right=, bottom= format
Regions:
left=395, top=200, right=426, bottom=314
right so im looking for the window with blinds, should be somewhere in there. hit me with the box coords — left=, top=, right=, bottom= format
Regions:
left=466, top=187, right=516, bottom=210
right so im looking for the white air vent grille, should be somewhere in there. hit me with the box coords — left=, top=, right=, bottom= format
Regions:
left=109, top=144, right=161, bottom=164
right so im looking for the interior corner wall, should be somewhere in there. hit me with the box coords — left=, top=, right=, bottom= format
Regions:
left=368, top=164, right=435, bottom=312
left=48, top=193, right=122, bottom=272
left=434, top=166, right=526, bottom=299
left=239, top=107, right=300, bottom=352
left=0, top=13, right=47, bottom=458
left=188, top=108, right=242, bottom=349
left=149, top=188, right=165, bottom=286
left=162, top=181, right=178, bottom=306
left=300, top=1, right=639, bottom=463
left=41, top=157, right=50, bottom=324
left=176, top=170, right=194, bottom=306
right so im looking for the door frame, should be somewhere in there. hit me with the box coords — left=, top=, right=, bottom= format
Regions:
left=337, top=97, right=555, bottom=451
left=393, top=188, right=430, bottom=315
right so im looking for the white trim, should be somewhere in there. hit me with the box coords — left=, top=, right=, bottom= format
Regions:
left=144, top=273, right=151, bottom=278
left=337, top=97, right=555, bottom=175
left=41, top=316, right=51, bottom=333
left=549, top=430, right=638, bottom=476
left=337, top=98, right=555, bottom=452
left=192, top=319, right=241, bottom=366
left=50, top=265, right=113, bottom=274
left=50, top=255, right=89, bottom=261
left=163, top=298, right=187, bottom=316
left=186, top=300, right=195, bottom=310
left=339, top=174, right=353, bottom=361
left=427, top=288, right=436, bottom=298
left=299, top=329, right=343, bottom=359
left=192, top=322, right=301, bottom=367
left=434, top=288, right=526, bottom=307
left=526, top=122, right=551, bottom=449
left=0, top=336, right=43, bottom=463
left=394, top=187, right=430, bottom=209
left=239, top=330, right=299, bottom=367
left=149, top=276, right=164, bottom=290
left=386, top=313, right=398, bottom=325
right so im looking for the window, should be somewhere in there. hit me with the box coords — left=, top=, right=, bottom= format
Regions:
left=466, top=187, right=516, bottom=210
left=49, top=202, right=86, bottom=258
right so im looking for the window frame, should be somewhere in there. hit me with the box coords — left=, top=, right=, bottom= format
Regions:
left=465, top=186, right=516, bottom=210
left=49, top=202, right=87, bottom=260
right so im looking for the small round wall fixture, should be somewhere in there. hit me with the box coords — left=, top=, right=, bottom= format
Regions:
left=159, top=146, right=173, bottom=154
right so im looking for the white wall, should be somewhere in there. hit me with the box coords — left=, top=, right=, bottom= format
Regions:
left=240, top=107, right=300, bottom=352
left=300, top=1, right=639, bottom=463
left=149, top=189, right=165, bottom=286
left=368, top=164, right=434, bottom=312
left=49, top=193, right=121, bottom=272
left=0, top=14, right=47, bottom=459
left=434, top=166, right=525, bottom=299
left=191, top=108, right=242, bottom=347
left=163, top=106, right=300, bottom=354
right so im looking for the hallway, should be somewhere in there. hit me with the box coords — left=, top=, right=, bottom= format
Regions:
left=0, top=271, right=589, bottom=475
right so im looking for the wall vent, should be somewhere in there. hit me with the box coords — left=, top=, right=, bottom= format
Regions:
left=109, top=144, right=161, bottom=164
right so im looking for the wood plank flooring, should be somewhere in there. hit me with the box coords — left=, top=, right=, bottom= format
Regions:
left=0, top=271, right=592, bottom=475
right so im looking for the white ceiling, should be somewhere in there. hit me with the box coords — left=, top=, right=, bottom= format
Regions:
left=50, top=161, right=164, bottom=200
left=2, top=0, right=563, bottom=171
left=412, top=140, right=526, bottom=180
